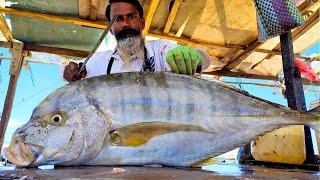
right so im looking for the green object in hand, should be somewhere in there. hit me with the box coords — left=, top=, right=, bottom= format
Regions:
left=166, top=46, right=203, bottom=75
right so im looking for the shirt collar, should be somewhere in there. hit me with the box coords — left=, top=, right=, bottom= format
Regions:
left=144, top=41, right=155, bottom=59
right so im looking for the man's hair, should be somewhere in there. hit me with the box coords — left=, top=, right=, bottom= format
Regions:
left=105, top=0, right=144, bottom=22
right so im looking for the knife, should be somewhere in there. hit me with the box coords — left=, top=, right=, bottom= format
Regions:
left=78, top=15, right=118, bottom=74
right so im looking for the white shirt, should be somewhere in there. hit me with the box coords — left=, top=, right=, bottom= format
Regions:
left=86, top=39, right=176, bottom=78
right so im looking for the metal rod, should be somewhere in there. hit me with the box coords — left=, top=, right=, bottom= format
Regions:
left=78, top=15, right=118, bottom=73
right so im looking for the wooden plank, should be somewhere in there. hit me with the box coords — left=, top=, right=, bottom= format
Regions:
left=24, top=44, right=89, bottom=58
left=175, top=15, right=190, bottom=38
left=204, top=70, right=278, bottom=81
left=221, top=2, right=317, bottom=71
left=163, top=0, right=181, bottom=34
left=0, top=7, right=247, bottom=50
left=279, top=31, right=314, bottom=164
left=203, top=70, right=320, bottom=86
left=96, top=0, right=108, bottom=20
left=0, top=14, right=13, bottom=41
left=148, top=32, right=245, bottom=49
left=0, top=41, right=89, bottom=57
left=79, top=0, right=91, bottom=19
left=0, top=7, right=107, bottom=29
left=142, top=0, right=160, bottom=35
left=89, top=0, right=99, bottom=21
left=250, top=50, right=310, bottom=70
left=0, top=165, right=319, bottom=179
left=0, top=41, right=12, bottom=48
left=0, top=42, right=318, bottom=85
left=253, top=49, right=310, bottom=61
left=222, top=81, right=320, bottom=89
left=0, top=42, right=24, bottom=155
left=222, top=40, right=262, bottom=71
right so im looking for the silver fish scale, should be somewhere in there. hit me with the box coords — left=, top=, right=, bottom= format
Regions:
left=81, top=72, right=288, bottom=129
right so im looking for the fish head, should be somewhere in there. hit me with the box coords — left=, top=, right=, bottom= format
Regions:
left=5, top=83, right=111, bottom=167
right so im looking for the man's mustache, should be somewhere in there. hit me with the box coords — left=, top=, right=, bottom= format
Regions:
left=115, top=28, right=140, bottom=40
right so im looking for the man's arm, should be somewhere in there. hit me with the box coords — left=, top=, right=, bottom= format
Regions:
left=63, top=62, right=87, bottom=82
left=62, top=50, right=113, bottom=82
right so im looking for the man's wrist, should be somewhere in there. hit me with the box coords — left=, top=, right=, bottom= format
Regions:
left=195, top=48, right=210, bottom=71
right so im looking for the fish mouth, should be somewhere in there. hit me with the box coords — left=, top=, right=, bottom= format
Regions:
left=4, top=138, right=42, bottom=167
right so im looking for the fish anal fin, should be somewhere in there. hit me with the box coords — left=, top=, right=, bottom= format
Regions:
left=109, top=122, right=212, bottom=147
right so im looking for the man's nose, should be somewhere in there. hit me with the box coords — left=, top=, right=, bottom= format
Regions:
left=120, top=17, right=131, bottom=28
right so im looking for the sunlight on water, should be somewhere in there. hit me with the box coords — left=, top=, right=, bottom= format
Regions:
left=202, top=164, right=244, bottom=176
left=0, top=166, right=15, bottom=171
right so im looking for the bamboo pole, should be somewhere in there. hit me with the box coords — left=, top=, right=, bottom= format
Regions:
left=89, top=0, right=99, bottom=21
left=0, top=14, right=13, bottom=41
left=163, top=0, right=181, bottom=34
left=142, top=0, right=160, bottom=35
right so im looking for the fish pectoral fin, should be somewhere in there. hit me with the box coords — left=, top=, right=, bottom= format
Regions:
left=109, top=122, right=213, bottom=147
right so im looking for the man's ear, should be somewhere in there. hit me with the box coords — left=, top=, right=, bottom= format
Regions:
left=142, top=18, right=145, bottom=29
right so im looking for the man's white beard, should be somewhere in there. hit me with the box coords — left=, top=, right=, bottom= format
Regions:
left=116, top=36, right=145, bottom=69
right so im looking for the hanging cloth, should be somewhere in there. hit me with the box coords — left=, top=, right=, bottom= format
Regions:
left=253, top=0, right=304, bottom=41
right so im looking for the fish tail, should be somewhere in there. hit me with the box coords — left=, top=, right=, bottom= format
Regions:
left=306, top=104, right=320, bottom=132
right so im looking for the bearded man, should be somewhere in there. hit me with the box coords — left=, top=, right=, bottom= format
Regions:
left=63, top=0, right=210, bottom=81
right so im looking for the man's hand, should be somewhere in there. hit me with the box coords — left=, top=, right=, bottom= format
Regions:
left=166, top=46, right=203, bottom=75
left=63, top=62, right=87, bottom=82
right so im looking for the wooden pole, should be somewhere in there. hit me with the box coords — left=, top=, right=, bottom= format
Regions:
left=0, top=42, right=24, bottom=155
left=280, top=31, right=314, bottom=164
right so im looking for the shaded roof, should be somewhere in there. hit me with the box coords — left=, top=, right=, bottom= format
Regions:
left=6, top=0, right=103, bottom=51
left=0, top=0, right=319, bottom=83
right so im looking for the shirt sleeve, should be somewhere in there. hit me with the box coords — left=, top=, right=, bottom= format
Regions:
left=196, top=48, right=211, bottom=71
left=156, top=40, right=177, bottom=71
left=85, top=54, right=97, bottom=78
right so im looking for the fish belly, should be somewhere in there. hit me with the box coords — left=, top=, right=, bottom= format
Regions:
left=85, top=131, right=218, bottom=166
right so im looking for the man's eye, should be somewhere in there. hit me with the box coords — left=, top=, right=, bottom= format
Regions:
left=128, top=15, right=136, bottom=19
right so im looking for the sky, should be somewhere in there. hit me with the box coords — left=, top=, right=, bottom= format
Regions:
left=0, top=48, right=66, bottom=150
left=0, top=42, right=319, bottom=157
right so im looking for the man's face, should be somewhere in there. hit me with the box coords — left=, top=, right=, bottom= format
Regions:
left=110, top=2, right=145, bottom=40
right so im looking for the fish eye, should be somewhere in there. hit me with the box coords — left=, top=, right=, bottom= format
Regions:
left=48, top=111, right=67, bottom=126
left=51, top=114, right=62, bottom=123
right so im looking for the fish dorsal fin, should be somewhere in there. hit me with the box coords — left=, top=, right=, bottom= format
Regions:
left=109, top=122, right=212, bottom=147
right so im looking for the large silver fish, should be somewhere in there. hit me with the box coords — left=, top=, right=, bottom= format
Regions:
left=4, top=72, right=320, bottom=167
